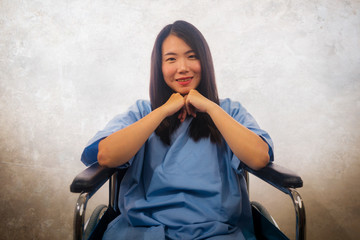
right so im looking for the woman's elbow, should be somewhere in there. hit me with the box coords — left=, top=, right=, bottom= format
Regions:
left=97, top=141, right=114, bottom=168
left=250, top=151, right=270, bottom=171
left=97, top=140, right=128, bottom=168
left=253, top=141, right=271, bottom=170
left=256, top=153, right=270, bottom=170
left=97, top=149, right=111, bottom=167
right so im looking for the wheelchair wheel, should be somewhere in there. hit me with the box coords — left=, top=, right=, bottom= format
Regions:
left=251, top=201, right=279, bottom=229
left=84, top=204, right=108, bottom=240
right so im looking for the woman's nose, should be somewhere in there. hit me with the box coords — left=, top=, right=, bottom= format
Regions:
left=178, top=59, right=189, bottom=73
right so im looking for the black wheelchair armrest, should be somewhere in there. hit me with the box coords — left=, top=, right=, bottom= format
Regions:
left=243, top=162, right=306, bottom=240
left=242, top=162, right=303, bottom=193
left=70, top=163, right=117, bottom=193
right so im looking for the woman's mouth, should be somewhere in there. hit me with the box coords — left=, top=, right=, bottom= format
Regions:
left=176, top=77, right=193, bottom=85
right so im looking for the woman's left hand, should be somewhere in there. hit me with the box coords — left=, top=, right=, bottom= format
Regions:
left=182, top=89, right=270, bottom=170
left=184, top=89, right=216, bottom=118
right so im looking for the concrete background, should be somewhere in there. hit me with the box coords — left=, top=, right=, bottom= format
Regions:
left=1, top=0, right=359, bottom=239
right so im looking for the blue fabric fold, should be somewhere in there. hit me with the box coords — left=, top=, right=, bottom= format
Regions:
left=81, top=98, right=273, bottom=240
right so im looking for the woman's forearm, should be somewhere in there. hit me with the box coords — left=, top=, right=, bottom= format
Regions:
left=98, top=93, right=185, bottom=168
left=185, top=89, right=269, bottom=170
left=207, top=103, right=270, bottom=170
left=98, top=107, right=167, bottom=168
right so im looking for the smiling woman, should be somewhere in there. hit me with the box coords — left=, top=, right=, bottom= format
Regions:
left=81, top=20, right=273, bottom=240
left=150, top=21, right=223, bottom=145
left=161, top=35, right=202, bottom=95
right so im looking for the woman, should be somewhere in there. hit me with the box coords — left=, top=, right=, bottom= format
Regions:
left=81, top=20, right=273, bottom=240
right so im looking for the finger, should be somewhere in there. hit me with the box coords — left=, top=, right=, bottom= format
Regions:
left=177, top=107, right=186, bottom=122
left=185, top=98, right=191, bottom=116
left=183, top=94, right=188, bottom=104
left=189, top=104, right=197, bottom=118
left=180, top=108, right=187, bottom=122
left=183, top=95, right=191, bottom=118
left=178, top=107, right=183, bottom=118
left=185, top=98, right=197, bottom=118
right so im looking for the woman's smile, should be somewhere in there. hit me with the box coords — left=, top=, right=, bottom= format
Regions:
left=176, top=76, right=193, bottom=85
left=162, top=34, right=201, bottom=94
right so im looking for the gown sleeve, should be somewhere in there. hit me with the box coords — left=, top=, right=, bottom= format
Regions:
left=220, top=98, right=274, bottom=173
left=81, top=100, right=152, bottom=166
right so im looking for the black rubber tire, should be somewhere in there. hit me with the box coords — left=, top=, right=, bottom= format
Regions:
left=251, top=201, right=278, bottom=228
left=84, top=204, right=108, bottom=240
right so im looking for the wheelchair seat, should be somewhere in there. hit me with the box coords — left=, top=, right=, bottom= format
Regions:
left=70, top=162, right=305, bottom=240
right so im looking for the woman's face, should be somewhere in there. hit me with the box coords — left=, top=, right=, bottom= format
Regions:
left=161, top=34, right=201, bottom=95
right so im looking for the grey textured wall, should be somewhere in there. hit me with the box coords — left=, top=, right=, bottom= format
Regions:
left=1, top=0, right=359, bottom=239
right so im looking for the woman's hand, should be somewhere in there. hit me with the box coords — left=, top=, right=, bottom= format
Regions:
left=185, top=89, right=216, bottom=117
left=160, top=90, right=216, bottom=122
left=162, top=89, right=217, bottom=122
left=160, top=90, right=269, bottom=170
left=160, top=93, right=186, bottom=118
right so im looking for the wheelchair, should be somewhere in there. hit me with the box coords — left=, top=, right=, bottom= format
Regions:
left=70, top=162, right=306, bottom=240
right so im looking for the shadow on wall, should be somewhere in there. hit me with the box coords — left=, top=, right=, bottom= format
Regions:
left=304, top=186, right=354, bottom=239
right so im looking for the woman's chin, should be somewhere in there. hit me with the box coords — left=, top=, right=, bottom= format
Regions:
left=175, top=88, right=192, bottom=95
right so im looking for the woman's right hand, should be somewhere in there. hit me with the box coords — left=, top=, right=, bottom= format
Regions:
left=160, top=93, right=186, bottom=118
left=98, top=95, right=184, bottom=168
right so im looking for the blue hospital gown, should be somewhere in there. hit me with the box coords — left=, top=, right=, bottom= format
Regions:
left=81, top=98, right=274, bottom=240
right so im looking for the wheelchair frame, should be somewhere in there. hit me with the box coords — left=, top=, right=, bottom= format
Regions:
left=70, top=162, right=306, bottom=240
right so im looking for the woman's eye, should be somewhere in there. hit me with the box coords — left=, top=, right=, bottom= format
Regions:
left=188, top=54, right=197, bottom=59
left=166, top=57, right=176, bottom=62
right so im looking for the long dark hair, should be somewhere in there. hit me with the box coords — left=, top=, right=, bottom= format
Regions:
left=149, top=20, right=222, bottom=145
